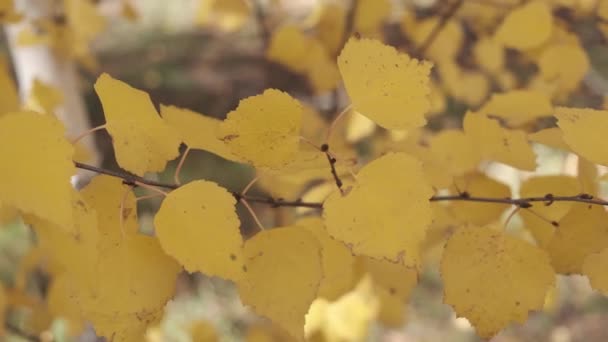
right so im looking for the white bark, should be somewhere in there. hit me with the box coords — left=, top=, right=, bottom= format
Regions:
left=4, top=0, right=100, bottom=186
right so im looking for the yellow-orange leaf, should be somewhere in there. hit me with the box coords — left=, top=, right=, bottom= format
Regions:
left=238, top=226, right=322, bottom=340
left=441, top=225, right=555, bottom=338
left=337, top=38, right=432, bottom=130
left=154, top=180, right=243, bottom=282
left=0, top=111, right=75, bottom=229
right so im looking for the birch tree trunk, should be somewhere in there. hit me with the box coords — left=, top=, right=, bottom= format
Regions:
left=4, top=0, right=100, bottom=187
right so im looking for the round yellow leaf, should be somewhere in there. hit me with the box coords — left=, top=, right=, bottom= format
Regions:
left=95, top=73, right=181, bottom=176
left=267, top=25, right=314, bottom=73
left=495, top=1, right=553, bottom=50
left=323, top=152, right=433, bottom=265
left=316, top=3, right=346, bottom=55
left=528, top=127, right=571, bottom=151
left=473, top=37, right=504, bottom=74
left=583, top=247, right=608, bottom=295
left=353, top=0, right=390, bottom=34
left=441, top=225, right=555, bottom=338
left=238, top=226, right=322, bottom=340
left=0, top=111, right=75, bottom=229
left=428, top=130, right=480, bottom=177
left=538, top=43, right=589, bottom=95
left=299, top=217, right=356, bottom=301
left=479, top=90, right=552, bottom=126
left=547, top=205, right=608, bottom=274
left=463, top=111, right=537, bottom=170
left=555, top=107, right=608, bottom=166
left=217, top=89, right=303, bottom=169
left=337, top=37, right=433, bottom=130
left=154, top=180, right=244, bottom=282
left=160, top=105, right=240, bottom=162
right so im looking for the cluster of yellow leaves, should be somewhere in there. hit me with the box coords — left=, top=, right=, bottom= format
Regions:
left=267, top=25, right=341, bottom=94
left=5, top=1, right=608, bottom=340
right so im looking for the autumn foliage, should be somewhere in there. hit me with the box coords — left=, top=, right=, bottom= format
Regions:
left=3, top=0, right=608, bottom=341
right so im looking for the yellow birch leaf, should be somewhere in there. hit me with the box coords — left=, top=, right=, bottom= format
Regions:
left=495, top=1, right=553, bottom=50
left=547, top=205, right=608, bottom=274
left=411, top=18, right=463, bottom=62
left=323, top=152, right=433, bottom=265
left=65, top=0, right=106, bottom=42
left=267, top=25, right=313, bottom=73
left=299, top=217, right=356, bottom=301
left=555, top=107, right=608, bottom=165
left=528, top=127, right=571, bottom=151
left=48, top=274, right=86, bottom=336
left=95, top=73, right=181, bottom=176
left=578, top=157, right=598, bottom=195
left=29, top=190, right=99, bottom=287
left=27, top=78, right=63, bottom=114
left=474, top=37, right=505, bottom=74
left=316, top=3, right=345, bottom=55
left=479, top=90, right=552, bottom=126
left=582, top=247, right=608, bottom=294
left=337, top=37, right=432, bottom=130
left=238, top=226, right=322, bottom=340
left=441, top=225, right=555, bottom=338
left=428, top=130, right=480, bottom=177
left=305, top=275, right=379, bottom=342
left=538, top=43, right=589, bottom=95
left=306, top=42, right=341, bottom=94
left=519, top=175, right=580, bottom=247
left=448, top=173, right=511, bottom=226
left=217, top=89, right=303, bottom=169
left=0, top=59, right=19, bottom=115
left=80, top=176, right=180, bottom=340
left=160, top=105, right=240, bottom=162
left=0, top=111, right=75, bottom=229
left=463, top=111, right=537, bottom=170
left=353, top=0, right=390, bottom=34
left=358, top=256, right=417, bottom=327
left=154, top=180, right=243, bottom=282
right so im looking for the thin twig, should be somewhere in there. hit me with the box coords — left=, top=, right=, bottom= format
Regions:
left=414, top=0, right=464, bottom=58
left=74, top=162, right=322, bottom=209
left=70, top=124, right=106, bottom=145
left=240, top=198, right=266, bottom=231
left=174, top=146, right=191, bottom=186
left=430, top=193, right=607, bottom=207
left=74, top=162, right=608, bottom=210
left=323, top=146, right=344, bottom=194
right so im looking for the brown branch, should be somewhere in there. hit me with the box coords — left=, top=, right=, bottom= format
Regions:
left=322, top=144, right=344, bottom=194
left=414, top=0, right=464, bottom=58
left=74, top=162, right=322, bottom=209
left=430, top=193, right=608, bottom=208
left=74, top=162, right=608, bottom=210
